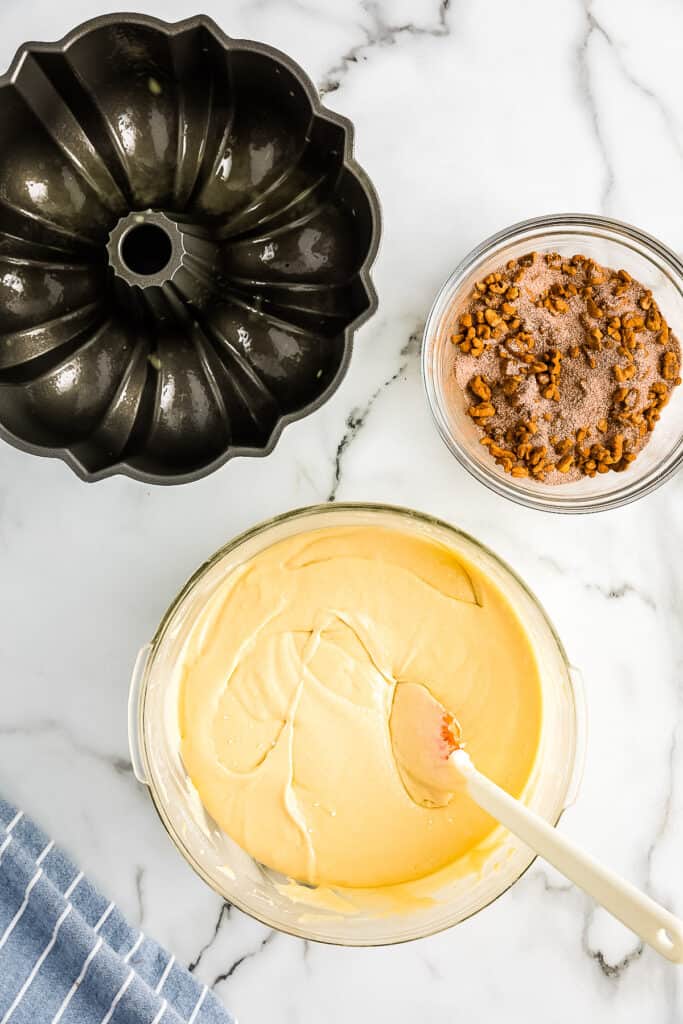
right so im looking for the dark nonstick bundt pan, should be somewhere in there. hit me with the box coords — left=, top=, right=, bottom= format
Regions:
left=0, top=14, right=380, bottom=483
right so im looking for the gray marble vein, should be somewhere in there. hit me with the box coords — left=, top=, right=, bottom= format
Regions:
left=328, top=326, right=420, bottom=500
left=536, top=553, right=659, bottom=612
left=0, top=718, right=132, bottom=777
left=189, top=902, right=232, bottom=975
left=212, top=930, right=277, bottom=992
left=533, top=868, right=574, bottom=895
left=576, top=1, right=615, bottom=210
left=583, top=6, right=683, bottom=164
left=319, top=0, right=450, bottom=94
left=135, top=865, right=146, bottom=928
left=581, top=903, right=643, bottom=978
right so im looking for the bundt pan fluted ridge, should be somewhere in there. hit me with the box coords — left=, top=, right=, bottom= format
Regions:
left=0, top=13, right=380, bottom=483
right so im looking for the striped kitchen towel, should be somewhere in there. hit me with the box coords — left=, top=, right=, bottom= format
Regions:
left=0, top=800, right=233, bottom=1024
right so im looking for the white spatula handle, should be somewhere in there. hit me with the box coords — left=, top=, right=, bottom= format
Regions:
left=453, top=752, right=683, bottom=963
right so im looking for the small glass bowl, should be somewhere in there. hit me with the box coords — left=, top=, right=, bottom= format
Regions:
left=128, top=503, right=585, bottom=945
left=422, top=214, right=683, bottom=513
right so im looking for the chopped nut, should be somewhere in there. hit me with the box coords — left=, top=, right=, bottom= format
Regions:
left=469, top=375, right=491, bottom=401
left=529, top=446, right=547, bottom=466
left=622, top=328, right=636, bottom=351
left=612, top=434, right=624, bottom=463
left=468, top=402, right=495, bottom=419
left=582, top=346, right=597, bottom=369
left=646, top=308, right=662, bottom=332
left=662, top=350, right=679, bottom=380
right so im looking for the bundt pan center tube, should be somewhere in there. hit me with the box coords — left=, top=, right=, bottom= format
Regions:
left=0, top=13, right=380, bottom=483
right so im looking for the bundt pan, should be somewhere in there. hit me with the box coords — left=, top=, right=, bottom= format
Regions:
left=0, top=14, right=380, bottom=483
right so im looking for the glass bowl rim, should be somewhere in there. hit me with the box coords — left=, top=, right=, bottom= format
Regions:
left=421, top=212, right=683, bottom=514
left=133, top=501, right=584, bottom=946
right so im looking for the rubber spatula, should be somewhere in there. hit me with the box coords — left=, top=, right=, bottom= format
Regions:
left=390, top=681, right=683, bottom=963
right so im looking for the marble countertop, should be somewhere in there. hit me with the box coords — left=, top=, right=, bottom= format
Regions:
left=1, top=0, right=682, bottom=1020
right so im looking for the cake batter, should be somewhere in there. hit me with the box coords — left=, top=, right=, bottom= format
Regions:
left=179, top=526, right=543, bottom=890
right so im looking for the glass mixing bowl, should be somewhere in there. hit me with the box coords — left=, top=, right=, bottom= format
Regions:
left=422, top=214, right=683, bottom=513
left=128, top=504, right=585, bottom=945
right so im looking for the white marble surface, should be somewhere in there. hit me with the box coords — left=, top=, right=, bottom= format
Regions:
left=1, top=0, right=682, bottom=1019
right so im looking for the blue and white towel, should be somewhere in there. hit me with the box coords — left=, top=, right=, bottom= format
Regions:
left=0, top=800, right=233, bottom=1024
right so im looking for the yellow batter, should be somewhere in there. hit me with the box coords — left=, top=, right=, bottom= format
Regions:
left=179, top=526, right=542, bottom=890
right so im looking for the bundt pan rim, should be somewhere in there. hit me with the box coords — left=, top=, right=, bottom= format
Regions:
left=0, top=12, right=382, bottom=485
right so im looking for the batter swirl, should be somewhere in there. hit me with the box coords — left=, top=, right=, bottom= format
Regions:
left=179, top=526, right=542, bottom=890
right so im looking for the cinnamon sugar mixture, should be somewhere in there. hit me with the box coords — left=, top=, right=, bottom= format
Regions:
left=451, top=252, right=681, bottom=484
